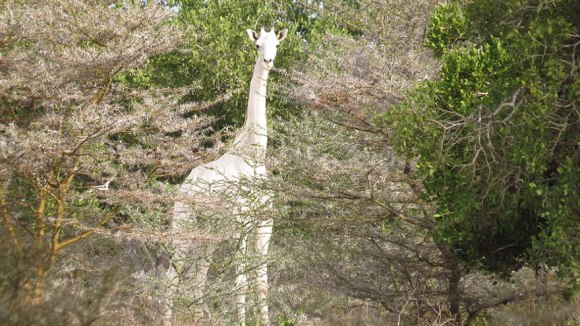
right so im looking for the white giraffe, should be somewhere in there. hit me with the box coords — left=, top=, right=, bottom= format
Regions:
left=165, top=27, right=288, bottom=326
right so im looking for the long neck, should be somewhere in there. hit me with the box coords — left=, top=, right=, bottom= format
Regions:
left=234, top=58, right=269, bottom=153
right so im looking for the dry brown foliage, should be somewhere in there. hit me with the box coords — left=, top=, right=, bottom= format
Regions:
left=0, top=1, right=227, bottom=323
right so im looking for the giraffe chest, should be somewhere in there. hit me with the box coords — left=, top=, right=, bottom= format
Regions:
left=179, top=153, right=267, bottom=196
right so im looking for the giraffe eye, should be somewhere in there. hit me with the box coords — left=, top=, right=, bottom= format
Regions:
left=256, top=45, right=259, bottom=49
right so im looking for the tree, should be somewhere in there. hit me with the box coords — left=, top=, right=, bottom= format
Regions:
left=0, top=1, right=219, bottom=323
left=386, top=0, right=579, bottom=279
left=267, top=0, right=467, bottom=323
left=266, top=0, right=577, bottom=324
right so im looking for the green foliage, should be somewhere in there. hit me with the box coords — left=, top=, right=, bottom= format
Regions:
left=425, top=2, right=467, bottom=57
left=121, top=0, right=337, bottom=128
left=278, top=314, right=298, bottom=326
left=384, top=0, right=579, bottom=278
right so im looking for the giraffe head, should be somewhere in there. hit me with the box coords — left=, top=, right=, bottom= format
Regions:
left=246, top=27, right=288, bottom=70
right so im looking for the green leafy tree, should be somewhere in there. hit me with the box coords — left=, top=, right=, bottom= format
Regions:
left=385, top=0, right=578, bottom=280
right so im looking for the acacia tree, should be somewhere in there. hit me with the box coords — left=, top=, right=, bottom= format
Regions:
left=0, top=1, right=223, bottom=323
left=267, top=0, right=463, bottom=323
left=267, top=0, right=576, bottom=324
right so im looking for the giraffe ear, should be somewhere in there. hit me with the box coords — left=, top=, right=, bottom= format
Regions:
left=277, top=29, right=288, bottom=42
left=246, top=29, right=259, bottom=42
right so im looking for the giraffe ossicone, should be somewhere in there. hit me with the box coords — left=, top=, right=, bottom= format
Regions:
left=163, top=27, right=288, bottom=326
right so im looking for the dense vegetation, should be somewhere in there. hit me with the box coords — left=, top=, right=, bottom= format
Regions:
left=392, top=0, right=579, bottom=278
left=1, top=0, right=577, bottom=325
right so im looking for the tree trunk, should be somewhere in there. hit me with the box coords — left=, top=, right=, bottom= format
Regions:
left=31, top=252, right=57, bottom=304
left=436, top=242, right=463, bottom=325
left=448, top=265, right=462, bottom=325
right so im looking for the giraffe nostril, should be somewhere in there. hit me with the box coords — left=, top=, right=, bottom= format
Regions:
left=264, top=58, right=272, bottom=64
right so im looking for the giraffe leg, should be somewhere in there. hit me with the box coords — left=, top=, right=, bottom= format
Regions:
left=161, top=258, right=178, bottom=326
left=167, top=201, right=216, bottom=324
left=161, top=201, right=190, bottom=326
left=235, top=228, right=249, bottom=325
left=255, top=218, right=273, bottom=326
left=191, top=241, right=215, bottom=319
left=164, top=228, right=196, bottom=325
